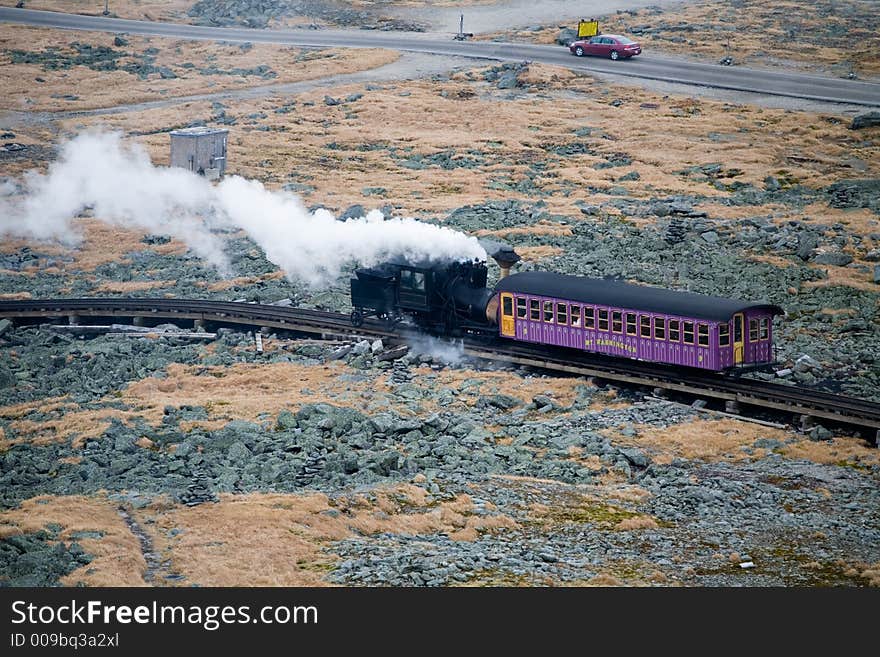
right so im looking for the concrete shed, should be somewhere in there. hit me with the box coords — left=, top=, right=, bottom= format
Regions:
left=169, top=127, right=228, bottom=179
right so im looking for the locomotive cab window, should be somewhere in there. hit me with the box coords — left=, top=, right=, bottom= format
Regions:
left=669, top=319, right=680, bottom=342
left=626, top=313, right=637, bottom=336
left=570, top=305, right=582, bottom=327
left=683, top=321, right=695, bottom=345
left=516, top=297, right=527, bottom=319
left=611, top=311, right=623, bottom=334
left=529, top=299, right=540, bottom=321
left=502, top=296, right=514, bottom=317
left=719, top=323, right=730, bottom=347
left=400, top=269, right=425, bottom=292
left=557, top=303, right=568, bottom=325
left=640, top=316, right=651, bottom=338
left=697, top=323, right=709, bottom=347
left=598, top=309, right=609, bottom=331
left=543, top=301, right=554, bottom=323
left=584, top=307, right=595, bottom=329
left=760, top=317, right=770, bottom=340
left=749, top=318, right=759, bottom=342
left=654, top=317, right=666, bottom=340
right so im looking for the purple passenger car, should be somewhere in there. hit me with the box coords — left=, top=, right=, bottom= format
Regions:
left=495, top=272, right=784, bottom=371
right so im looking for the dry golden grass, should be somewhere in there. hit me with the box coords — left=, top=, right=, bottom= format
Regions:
left=2, top=360, right=593, bottom=452
left=94, top=279, right=177, bottom=293
left=620, top=418, right=792, bottom=464
left=0, top=291, right=32, bottom=299
left=37, top=56, right=875, bottom=229
left=0, top=25, right=399, bottom=111
left=777, top=435, right=879, bottom=468
left=586, top=573, right=623, bottom=587
left=858, top=563, right=880, bottom=587
left=515, top=245, right=564, bottom=262
left=122, top=361, right=370, bottom=426
left=0, top=395, right=70, bottom=421
left=475, top=222, right=574, bottom=239
left=601, top=0, right=880, bottom=78
left=146, top=485, right=517, bottom=586
left=803, top=265, right=880, bottom=292
left=0, top=1, right=192, bottom=21
left=2, top=218, right=187, bottom=272
left=7, top=406, right=143, bottom=448
left=0, top=495, right=147, bottom=586
left=495, top=0, right=880, bottom=78
left=203, top=270, right=285, bottom=291
left=614, top=515, right=659, bottom=531
left=622, top=417, right=880, bottom=468
left=748, top=254, right=798, bottom=269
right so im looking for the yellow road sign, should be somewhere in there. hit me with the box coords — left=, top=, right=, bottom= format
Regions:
left=578, top=19, right=599, bottom=38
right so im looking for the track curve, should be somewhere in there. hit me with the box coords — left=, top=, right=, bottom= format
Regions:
left=1, top=297, right=877, bottom=438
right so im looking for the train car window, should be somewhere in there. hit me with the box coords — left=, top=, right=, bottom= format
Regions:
left=598, top=309, right=609, bottom=331
left=570, top=305, right=582, bottom=327
left=719, top=323, right=730, bottom=347
left=530, top=299, right=540, bottom=321
left=697, top=323, right=709, bottom=347
left=669, top=319, right=680, bottom=342
left=412, top=271, right=426, bottom=292
left=502, top=295, right=514, bottom=317
left=584, top=307, right=595, bottom=329
left=683, top=321, right=694, bottom=344
left=760, top=317, right=770, bottom=340
left=749, top=318, right=759, bottom=342
left=399, top=270, right=413, bottom=288
left=654, top=317, right=666, bottom=340
left=640, top=315, right=651, bottom=338
left=626, top=313, right=637, bottom=336
left=516, top=297, right=527, bottom=319
left=543, top=301, right=554, bottom=323
left=611, top=311, right=622, bottom=334
left=556, top=303, right=568, bottom=325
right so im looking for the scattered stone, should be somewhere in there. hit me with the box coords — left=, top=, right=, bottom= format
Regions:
left=812, top=251, right=853, bottom=266
left=850, top=111, right=880, bottom=130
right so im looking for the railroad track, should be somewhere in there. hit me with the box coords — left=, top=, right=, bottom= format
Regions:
left=1, top=297, right=878, bottom=441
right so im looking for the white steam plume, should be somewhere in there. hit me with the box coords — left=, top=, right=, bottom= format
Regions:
left=0, top=131, right=486, bottom=285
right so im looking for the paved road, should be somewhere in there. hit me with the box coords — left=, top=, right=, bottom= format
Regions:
left=2, top=7, right=879, bottom=107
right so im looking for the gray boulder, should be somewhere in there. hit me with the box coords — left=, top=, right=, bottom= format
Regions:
left=556, top=28, right=577, bottom=46
left=812, top=251, right=853, bottom=266
left=850, top=111, right=880, bottom=130
left=796, top=231, right=819, bottom=260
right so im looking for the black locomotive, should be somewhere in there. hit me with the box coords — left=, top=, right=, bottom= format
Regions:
left=350, top=241, right=521, bottom=334
left=350, top=258, right=496, bottom=334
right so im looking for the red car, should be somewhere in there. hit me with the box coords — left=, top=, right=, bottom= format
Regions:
left=569, top=34, right=642, bottom=60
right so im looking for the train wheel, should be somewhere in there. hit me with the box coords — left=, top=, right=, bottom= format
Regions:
left=350, top=309, right=364, bottom=327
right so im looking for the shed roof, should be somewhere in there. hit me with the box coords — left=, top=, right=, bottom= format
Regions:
left=495, top=271, right=784, bottom=322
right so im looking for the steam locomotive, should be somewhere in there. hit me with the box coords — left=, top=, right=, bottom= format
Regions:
left=349, top=246, right=783, bottom=372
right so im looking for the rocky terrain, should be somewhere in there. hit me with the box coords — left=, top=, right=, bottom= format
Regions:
left=0, top=3, right=878, bottom=587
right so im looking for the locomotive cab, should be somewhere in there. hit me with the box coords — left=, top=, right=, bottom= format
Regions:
left=350, top=259, right=495, bottom=333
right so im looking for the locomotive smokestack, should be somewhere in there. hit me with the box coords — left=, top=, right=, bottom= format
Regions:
left=479, top=239, right=520, bottom=280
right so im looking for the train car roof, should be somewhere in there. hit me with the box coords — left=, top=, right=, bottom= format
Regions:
left=495, top=271, right=784, bottom=322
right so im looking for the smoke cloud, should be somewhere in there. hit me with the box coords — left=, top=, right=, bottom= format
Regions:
left=0, top=131, right=486, bottom=285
